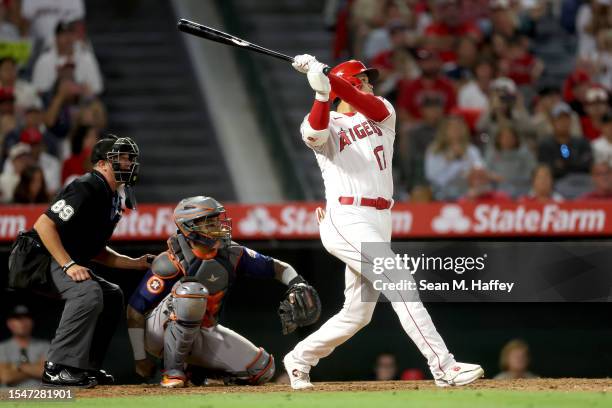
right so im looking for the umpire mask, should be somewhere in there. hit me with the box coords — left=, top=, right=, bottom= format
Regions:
left=92, top=135, right=140, bottom=186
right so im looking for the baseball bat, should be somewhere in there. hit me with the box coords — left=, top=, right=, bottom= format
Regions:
left=177, top=19, right=331, bottom=75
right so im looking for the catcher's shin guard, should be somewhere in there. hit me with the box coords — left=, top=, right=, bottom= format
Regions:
left=241, top=347, right=275, bottom=385
left=164, top=280, right=208, bottom=372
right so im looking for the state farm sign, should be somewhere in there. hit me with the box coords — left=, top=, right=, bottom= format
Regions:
left=431, top=204, right=606, bottom=234
left=0, top=201, right=609, bottom=242
left=236, top=204, right=413, bottom=238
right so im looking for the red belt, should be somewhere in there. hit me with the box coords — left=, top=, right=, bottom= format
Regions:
left=338, top=196, right=392, bottom=210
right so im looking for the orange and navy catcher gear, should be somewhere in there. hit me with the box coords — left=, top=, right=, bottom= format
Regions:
left=173, top=196, right=232, bottom=259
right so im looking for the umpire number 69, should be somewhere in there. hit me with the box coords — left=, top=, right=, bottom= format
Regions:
left=51, top=200, right=75, bottom=221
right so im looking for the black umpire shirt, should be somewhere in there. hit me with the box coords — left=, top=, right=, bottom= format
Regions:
left=42, top=171, right=122, bottom=265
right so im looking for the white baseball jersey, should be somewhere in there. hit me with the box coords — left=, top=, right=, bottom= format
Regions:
left=300, top=97, right=396, bottom=203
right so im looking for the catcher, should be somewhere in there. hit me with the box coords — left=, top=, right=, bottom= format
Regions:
left=126, top=196, right=321, bottom=388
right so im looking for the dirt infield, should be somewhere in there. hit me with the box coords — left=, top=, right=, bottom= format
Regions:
left=74, top=378, right=612, bottom=398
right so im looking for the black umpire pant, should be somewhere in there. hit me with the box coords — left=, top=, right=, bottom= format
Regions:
left=45, top=260, right=123, bottom=370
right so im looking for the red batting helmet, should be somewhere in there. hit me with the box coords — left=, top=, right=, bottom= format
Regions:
left=329, top=60, right=379, bottom=102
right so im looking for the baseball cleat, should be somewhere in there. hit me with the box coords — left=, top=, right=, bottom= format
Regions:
left=42, top=361, right=97, bottom=388
left=435, top=362, right=484, bottom=387
left=161, top=372, right=186, bottom=388
left=283, top=353, right=313, bottom=390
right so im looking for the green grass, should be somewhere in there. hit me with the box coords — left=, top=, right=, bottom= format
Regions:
left=5, top=389, right=609, bottom=408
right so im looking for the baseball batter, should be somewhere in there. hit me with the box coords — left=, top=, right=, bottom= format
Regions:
left=283, top=56, right=484, bottom=389
left=126, top=196, right=321, bottom=388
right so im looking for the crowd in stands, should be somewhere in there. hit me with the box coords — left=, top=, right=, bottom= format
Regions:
left=328, top=0, right=612, bottom=202
left=0, top=0, right=105, bottom=205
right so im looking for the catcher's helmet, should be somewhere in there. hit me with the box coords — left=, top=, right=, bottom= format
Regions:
left=329, top=60, right=379, bottom=102
left=91, top=135, right=140, bottom=186
left=173, top=196, right=232, bottom=259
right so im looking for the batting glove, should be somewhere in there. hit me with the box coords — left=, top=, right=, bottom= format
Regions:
left=307, top=62, right=331, bottom=102
left=292, top=54, right=317, bottom=74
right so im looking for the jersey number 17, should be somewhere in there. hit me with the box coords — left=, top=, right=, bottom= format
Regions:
left=373, top=145, right=387, bottom=171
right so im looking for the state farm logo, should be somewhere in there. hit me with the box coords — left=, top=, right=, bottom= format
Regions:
left=431, top=204, right=606, bottom=234
left=238, top=207, right=278, bottom=235
left=432, top=205, right=471, bottom=233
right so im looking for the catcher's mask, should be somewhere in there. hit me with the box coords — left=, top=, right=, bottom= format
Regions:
left=91, top=135, right=140, bottom=186
left=173, top=196, right=232, bottom=260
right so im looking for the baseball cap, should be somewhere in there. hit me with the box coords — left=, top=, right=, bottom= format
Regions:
left=491, top=77, right=517, bottom=95
left=551, top=102, right=573, bottom=118
left=7, top=304, right=31, bottom=319
left=8, top=143, right=31, bottom=160
left=20, top=128, right=43, bottom=145
left=90, top=136, right=118, bottom=164
left=585, top=87, right=608, bottom=103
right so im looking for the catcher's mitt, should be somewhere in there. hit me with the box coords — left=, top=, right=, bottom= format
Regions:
left=278, top=277, right=321, bottom=335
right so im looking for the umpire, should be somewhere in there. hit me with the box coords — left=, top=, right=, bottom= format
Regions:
left=11, top=135, right=153, bottom=388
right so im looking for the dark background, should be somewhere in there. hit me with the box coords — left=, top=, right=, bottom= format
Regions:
left=1, top=239, right=611, bottom=384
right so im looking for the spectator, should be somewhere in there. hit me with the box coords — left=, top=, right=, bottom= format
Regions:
left=498, top=35, right=543, bottom=87
left=531, top=86, right=583, bottom=143
left=372, top=353, right=399, bottom=381
left=73, top=97, right=107, bottom=130
left=21, top=0, right=85, bottom=47
left=13, top=164, right=49, bottom=204
left=538, top=102, right=593, bottom=198
left=0, top=305, right=49, bottom=388
left=3, top=95, right=59, bottom=161
left=563, top=69, right=591, bottom=116
left=476, top=77, right=534, bottom=145
left=576, top=0, right=611, bottom=58
left=444, top=36, right=479, bottom=82
left=590, top=28, right=612, bottom=89
left=423, top=0, right=481, bottom=65
left=592, top=111, right=612, bottom=166
left=32, top=21, right=103, bottom=96
left=0, top=87, right=16, bottom=141
left=2, top=128, right=60, bottom=195
left=489, top=0, right=521, bottom=39
left=485, top=125, right=536, bottom=198
left=458, top=58, right=495, bottom=111
left=519, top=164, right=564, bottom=202
left=494, top=339, right=537, bottom=380
left=0, top=2, right=20, bottom=41
left=0, top=57, right=40, bottom=114
left=370, top=23, right=419, bottom=100
left=361, top=2, right=412, bottom=62
left=61, top=125, right=97, bottom=184
left=399, top=95, right=445, bottom=188
left=397, top=48, right=457, bottom=124
left=42, top=62, right=91, bottom=140
left=580, top=162, right=612, bottom=199
left=425, top=115, right=483, bottom=200
left=0, top=143, right=32, bottom=203
left=459, top=166, right=512, bottom=203
left=580, top=86, right=609, bottom=141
